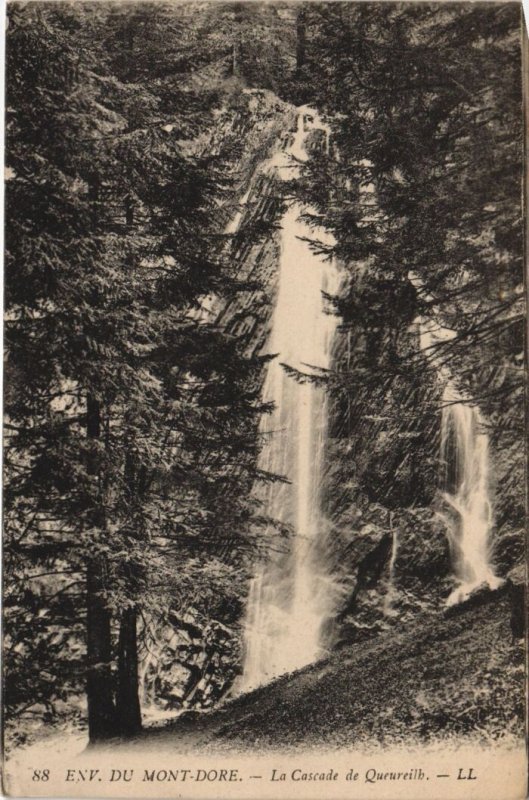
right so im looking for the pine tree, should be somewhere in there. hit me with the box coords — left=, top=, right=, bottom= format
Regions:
left=294, top=3, right=523, bottom=439
left=5, top=1, right=273, bottom=741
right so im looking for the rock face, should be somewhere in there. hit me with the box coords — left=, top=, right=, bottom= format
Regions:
left=141, top=612, right=239, bottom=712
left=324, top=506, right=452, bottom=649
left=321, top=315, right=449, bottom=645
left=323, top=264, right=524, bottom=650
left=199, top=88, right=297, bottom=362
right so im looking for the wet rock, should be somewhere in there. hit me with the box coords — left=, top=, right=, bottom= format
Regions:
left=493, top=524, right=525, bottom=574
left=505, top=574, right=526, bottom=641
left=443, top=579, right=510, bottom=618
left=392, top=508, right=451, bottom=597
left=330, top=523, right=394, bottom=644
left=141, top=611, right=240, bottom=712
left=334, top=619, right=384, bottom=648
left=328, top=504, right=454, bottom=648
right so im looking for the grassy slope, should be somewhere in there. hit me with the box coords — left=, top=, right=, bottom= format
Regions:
left=120, top=588, right=524, bottom=753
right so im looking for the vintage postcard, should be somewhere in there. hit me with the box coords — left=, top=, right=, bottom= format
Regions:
left=2, top=1, right=527, bottom=798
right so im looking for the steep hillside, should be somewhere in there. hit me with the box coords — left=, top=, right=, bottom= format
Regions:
left=114, top=584, right=524, bottom=753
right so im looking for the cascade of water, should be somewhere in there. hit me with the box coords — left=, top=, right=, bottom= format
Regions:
left=383, top=515, right=399, bottom=617
left=440, top=384, right=503, bottom=606
left=240, top=107, right=340, bottom=692
left=408, top=273, right=502, bottom=606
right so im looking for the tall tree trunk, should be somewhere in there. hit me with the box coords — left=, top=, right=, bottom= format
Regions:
left=296, top=8, right=307, bottom=73
left=86, top=556, right=117, bottom=741
left=117, top=606, right=142, bottom=736
left=230, top=38, right=240, bottom=77
left=117, top=450, right=144, bottom=735
left=86, top=395, right=117, bottom=742
left=125, top=195, right=134, bottom=228
left=230, top=5, right=243, bottom=77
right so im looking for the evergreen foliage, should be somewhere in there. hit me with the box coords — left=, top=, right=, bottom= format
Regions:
left=289, top=2, right=523, bottom=509
left=5, top=1, right=275, bottom=742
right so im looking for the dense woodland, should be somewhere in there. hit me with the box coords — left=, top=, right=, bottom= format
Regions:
left=4, top=2, right=524, bottom=747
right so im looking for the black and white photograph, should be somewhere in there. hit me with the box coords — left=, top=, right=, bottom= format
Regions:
left=2, top=1, right=527, bottom=797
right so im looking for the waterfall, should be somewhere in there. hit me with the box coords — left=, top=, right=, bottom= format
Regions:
left=408, top=278, right=502, bottom=607
left=240, top=107, right=340, bottom=691
left=440, top=384, right=503, bottom=606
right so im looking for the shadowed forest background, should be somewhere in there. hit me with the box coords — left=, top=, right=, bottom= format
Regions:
left=4, top=1, right=525, bottom=752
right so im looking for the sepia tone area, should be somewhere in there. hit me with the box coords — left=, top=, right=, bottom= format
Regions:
left=3, top=0, right=526, bottom=784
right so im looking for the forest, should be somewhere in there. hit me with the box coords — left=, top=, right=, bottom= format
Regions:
left=4, top=1, right=525, bottom=752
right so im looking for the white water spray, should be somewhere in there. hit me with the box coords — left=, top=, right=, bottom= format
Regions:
left=409, top=275, right=502, bottom=606
left=440, top=384, right=503, bottom=606
left=240, top=107, right=340, bottom=691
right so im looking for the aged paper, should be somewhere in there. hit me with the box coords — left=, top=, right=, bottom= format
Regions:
left=3, top=1, right=527, bottom=798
